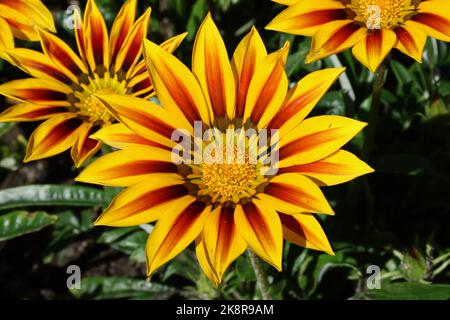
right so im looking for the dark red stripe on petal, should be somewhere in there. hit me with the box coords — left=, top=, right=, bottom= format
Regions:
left=278, top=213, right=306, bottom=239
left=414, top=13, right=450, bottom=36
left=205, top=46, right=227, bottom=117
left=19, top=107, right=67, bottom=119
left=110, top=133, right=171, bottom=150
left=268, top=85, right=321, bottom=130
left=121, top=28, right=145, bottom=71
left=37, top=117, right=82, bottom=152
left=101, top=160, right=177, bottom=179
left=156, top=201, right=206, bottom=259
left=289, top=9, right=346, bottom=30
left=322, top=23, right=361, bottom=52
left=236, top=49, right=256, bottom=118
left=250, top=61, right=284, bottom=124
left=120, top=107, right=175, bottom=139
left=395, top=26, right=418, bottom=55
left=367, top=30, right=382, bottom=61
left=131, top=77, right=153, bottom=94
left=15, top=88, right=67, bottom=102
left=215, top=206, right=235, bottom=264
left=242, top=202, right=274, bottom=250
left=263, top=182, right=319, bottom=212
left=78, top=125, right=100, bottom=160
left=279, top=127, right=344, bottom=160
left=41, top=36, right=84, bottom=77
left=117, top=185, right=188, bottom=219
left=22, top=59, right=72, bottom=85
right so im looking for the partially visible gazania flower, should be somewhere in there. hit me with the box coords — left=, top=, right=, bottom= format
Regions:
left=0, top=0, right=56, bottom=53
left=0, top=0, right=186, bottom=166
left=266, top=0, right=450, bottom=72
left=76, top=14, right=374, bottom=286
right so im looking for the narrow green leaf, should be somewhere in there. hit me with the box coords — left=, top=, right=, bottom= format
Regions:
left=0, top=210, right=58, bottom=241
left=364, top=282, right=450, bottom=300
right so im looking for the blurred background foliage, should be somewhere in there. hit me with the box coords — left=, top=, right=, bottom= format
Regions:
left=0, top=0, right=449, bottom=300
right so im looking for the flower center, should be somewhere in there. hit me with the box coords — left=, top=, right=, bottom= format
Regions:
left=75, top=74, right=128, bottom=125
left=348, top=0, right=415, bottom=29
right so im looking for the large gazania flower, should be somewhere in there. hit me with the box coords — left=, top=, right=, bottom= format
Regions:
left=0, top=0, right=186, bottom=166
left=0, top=0, right=55, bottom=52
left=266, top=0, right=450, bottom=72
left=76, top=14, right=373, bottom=286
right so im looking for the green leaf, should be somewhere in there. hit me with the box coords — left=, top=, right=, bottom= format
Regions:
left=0, top=185, right=107, bottom=210
left=97, top=227, right=147, bottom=262
left=0, top=210, right=58, bottom=241
left=364, top=282, right=450, bottom=300
left=71, top=276, right=177, bottom=299
left=0, top=123, right=13, bottom=138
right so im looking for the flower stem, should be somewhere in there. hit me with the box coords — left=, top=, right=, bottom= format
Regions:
left=247, top=249, right=272, bottom=300
left=363, top=63, right=387, bottom=160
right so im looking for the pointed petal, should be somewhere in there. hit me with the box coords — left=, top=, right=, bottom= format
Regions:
left=0, top=78, right=71, bottom=106
left=159, top=32, right=188, bottom=53
left=84, top=0, right=109, bottom=71
left=306, top=20, right=365, bottom=63
left=193, top=13, right=235, bottom=120
left=128, top=73, right=154, bottom=98
left=90, top=123, right=170, bottom=150
left=394, top=21, right=427, bottom=63
left=266, top=0, right=346, bottom=36
left=0, top=103, right=67, bottom=122
left=114, top=8, right=151, bottom=72
left=70, top=122, right=101, bottom=168
left=279, top=115, right=367, bottom=166
left=243, top=43, right=289, bottom=127
left=0, top=0, right=55, bottom=40
left=37, top=28, right=88, bottom=83
left=24, top=113, right=82, bottom=162
left=235, top=200, right=283, bottom=271
left=0, top=17, right=14, bottom=52
left=95, top=93, right=191, bottom=148
left=146, top=201, right=210, bottom=276
left=279, top=150, right=374, bottom=186
left=143, top=40, right=210, bottom=125
left=73, top=9, right=87, bottom=64
left=232, top=27, right=267, bottom=118
left=279, top=213, right=334, bottom=255
left=5, top=48, right=72, bottom=85
left=195, top=236, right=220, bottom=288
left=109, top=0, right=137, bottom=63
left=352, top=29, right=396, bottom=73
left=259, top=173, right=334, bottom=214
left=269, top=67, right=345, bottom=135
left=203, top=206, right=247, bottom=284
left=76, top=146, right=178, bottom=186
left=413, top=0, right=450, bottom=42
left=95, top=177, right=189, bottom=227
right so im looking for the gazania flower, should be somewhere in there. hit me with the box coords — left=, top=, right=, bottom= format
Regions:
left=76, top=14, right=373, bottom=286
left=266, top=0, right=450, bottom=72
left=0, top=0, right=186, bottom=166
left=0, top=0, right=55, bottom=53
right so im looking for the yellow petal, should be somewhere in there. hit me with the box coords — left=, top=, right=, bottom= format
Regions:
left=203, top=206, right=247, bottom=284
left=413, top=0, right=450, bottom=42
left=70, top=122, right=102, bottom=168
left=279, top=212, right=334, bottom=255
left=231, top=26, right=267, bottom=118
left=0, top=78, right=72, bottom=107
left=279, top=115, right=367, bottom=166
left=95, top=93, right=191, bottom=148
left=76, top=146, right=178, bottom=186
left=90, top=123, right=169, bottom=150
left=0, top=17, right=14, bottom=52
left=143, top=39, right=211, bottom=125
left=146, top=201, right=211, bottom=276
left=109, top=0, right=137, bottom=62
left=269, top=67, right=345, bottom=136
left=258, top=173, right=334, bottom=215
left=243, top=43, right=289, bottom=128
left=24, top=113, right=82, bottom=162
left=193, top=13, right=235, bottom=120
left=235, top=199, right=283, bottom=271
left=37, top=28, right=88, bottom=83
left=84, top=0, right=109, bottom=71
left=0, top=103, right=66, bottom=122
left=352, top=29, right=396, bottom=73
left=114, top=8, right=151, bottom=72
left=159, top=32, right=188, bottom=53
left=195, top=236, right=220, bottom=287
left=306, top=20, right=365, bottom=64
left=279, top=150, right=374, bottom=186
left=266, top=0, right=346, bottom=36
left=394, top=21, right=427, bottom=63
left=94, top=177, right=189, bottom=227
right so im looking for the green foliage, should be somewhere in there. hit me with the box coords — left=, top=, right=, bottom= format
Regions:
left=0, top=211, right=57, bottom=241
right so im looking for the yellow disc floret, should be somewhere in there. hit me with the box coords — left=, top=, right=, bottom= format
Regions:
left=348, top=0, right=415, bottom=30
